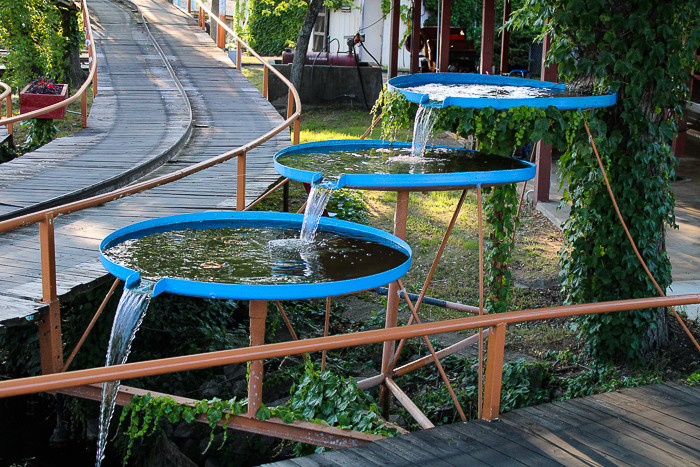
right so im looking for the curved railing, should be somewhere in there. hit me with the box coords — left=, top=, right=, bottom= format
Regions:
left=0, top=0, right=97, bottom=129
left=0, top=81, right=12, bottom=135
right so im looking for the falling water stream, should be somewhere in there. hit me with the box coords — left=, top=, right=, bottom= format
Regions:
left=299, top=181, right=336, bottom=242
left=411, top=105, right=439, bottom=158
left=96, top=280, right=154, bottom=467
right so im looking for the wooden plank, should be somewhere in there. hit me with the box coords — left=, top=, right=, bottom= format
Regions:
left=416, top=426, right=510, bottom=467
left=438, top=423, right=531, bottom=467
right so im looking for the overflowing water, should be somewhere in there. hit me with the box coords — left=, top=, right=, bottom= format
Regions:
left=411, top=105, right=439, bottom=158
left=96, top=281, right=154, bottom=467
left=102, top=227, right=408, bottom=285
left=300, top=181, right=335, bottom=242
left=399, top=82, right=574, bottom=102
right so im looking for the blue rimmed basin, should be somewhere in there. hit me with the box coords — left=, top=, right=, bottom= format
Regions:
left=100, top=211, right=412, bottom=301
left=387, top=73, right=617, bottom=110
left=274, top=140, right=536, bottom=191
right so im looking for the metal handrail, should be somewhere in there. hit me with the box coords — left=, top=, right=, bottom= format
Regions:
left=0, top=293, right=698, bottom=399
left=0, top=81, right=12, bottom=134
left=0, top=0, right=97, bottom=126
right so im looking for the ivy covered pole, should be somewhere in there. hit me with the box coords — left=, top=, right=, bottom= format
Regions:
left=511, top=0, right=700, bottom=359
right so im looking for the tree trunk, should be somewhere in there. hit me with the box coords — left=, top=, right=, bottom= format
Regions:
left=58, top=3, right=85, bottom=87
left=290, top=0, right=324, bottom=93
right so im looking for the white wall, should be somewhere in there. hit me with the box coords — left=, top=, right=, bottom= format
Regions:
left=327, top=0, right=429, bottom=70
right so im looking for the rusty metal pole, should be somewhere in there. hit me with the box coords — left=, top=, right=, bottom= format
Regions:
left=388, top=0, right=401, bottom=78
left=247, top=300, right=267, bottom=417
left=81, top=88, right=87, bottom=128
left=410, top=0, right=422, bottom=74
left=293, top=117, right=300, bottom=145
left=263, top=66, right=269, bottom=98
left=287, top=90, right=294, bottom=120
left=237, top=40, right=243, bottom=71
left=237, top=151, right=247, bottom=210
left=39, top=212, right=64, bottom=374
left=380, top=191, right=410, bottom=417
left=480, top=0, right=495, bottom=74
left=438, top=0, right=452, bottom=72
left=321, top=297, right=331, bottom=371
left=482, top=322, right=506, bottom=421
left=5, top=94, right=12, bottom=134
left=499, top=0, right=511, bottom=74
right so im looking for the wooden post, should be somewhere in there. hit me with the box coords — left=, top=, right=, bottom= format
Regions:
left=379, top=191, right=409, bottom=418
left=237, top=40, right=243, bottom=71
left=438, top=0, right=452, bottom=72
left=499, top=0, right=511, bottom=74
left=482, top=322, right=506, bottom=421
left=237, top=151, right=246, bottom=211
left=39, top=213, right=63, bottom=375
left=247, top=300, right=267, bottom=417
left=388, top=0, right=401, bottom=78
left=263, top=66, right=269, bottom=98
left=533, top=29, right=558, bottom=204
left=480, top=0, right=495, bottom=74
left=410, top=0, right=422, bottom=74
left=81, top=88, right=88, bottom=128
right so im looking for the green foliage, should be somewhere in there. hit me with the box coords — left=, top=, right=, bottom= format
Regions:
left=509, top=0, right=700, bottom=359
left=500, top=359, right=552, bottom=412
left=117, top=394, right=245, bottom=463
left=559, top=363, right=658, bottom=400
left=0, top=0, right=79, bottom=91
left=687, top=370, right=700, bottom=387
left=20, top=118, right=58, bottom=152
left=271, top=360, right=396, bottom=455
left=246, top=0, right=307, bottom=55
left=326, top=189, right=369, bottom=224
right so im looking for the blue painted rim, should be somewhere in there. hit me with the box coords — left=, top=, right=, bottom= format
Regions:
left=387, top=73, right=617, bottom=110
left=100, top=211, right=412, bottom=301
left=274, top=140, right=536, bottom=189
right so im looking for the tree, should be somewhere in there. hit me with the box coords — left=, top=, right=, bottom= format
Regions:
left=511, top=0, right=700, bottom=359
left=289, top=0, right=347, bottom=93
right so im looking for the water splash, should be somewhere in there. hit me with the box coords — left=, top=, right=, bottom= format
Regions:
left=300, top=181, right=335, bottom=242
left=411, top=105, right=439, bottom=158
left=96, top=280, right=154, bottom=466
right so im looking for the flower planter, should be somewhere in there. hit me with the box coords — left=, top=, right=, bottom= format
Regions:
left=19, top=83, right=68, bottom=119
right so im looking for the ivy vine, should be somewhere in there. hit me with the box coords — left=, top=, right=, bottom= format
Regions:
left=117, top=361, right=395, bottom=463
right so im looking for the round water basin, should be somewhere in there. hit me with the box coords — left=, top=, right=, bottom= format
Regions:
left=387, top=73, right=617, bottom=110
left=100, top=211, right=412, bottom=300
left=274, top=140, right=536, bottom=191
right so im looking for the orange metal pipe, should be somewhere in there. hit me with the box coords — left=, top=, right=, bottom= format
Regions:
left=1, top=295, right=698, bottom=398
left=482, top=323, right=506, bottom=420
left=39, top=213, right=63, bottom=375
left=217, top=15, right=226, bottom=49
left=397, top=282, right=467, bottom=421
left=477, top=185, right=484, bottom=419
left=62, top=278, right=121, bottom=372
left=0, top=82, right=12, bottom=134
left=237, top=151, right=247, bottom=210
left=81, top=88, right=87, bottom=128
left=385, top=377, right=434, bottom=429
left=263, top=66, right=269, bottom=99
left=247, top=300, right=267, bottom=417
left=393, top=329, right=489, bottom=378
left=237, top=40, right=243, bottom=70
left=321, top=297, right=331, bottom=371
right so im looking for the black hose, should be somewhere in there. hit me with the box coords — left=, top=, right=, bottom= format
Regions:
left=353, top=47, right=370, bottom=110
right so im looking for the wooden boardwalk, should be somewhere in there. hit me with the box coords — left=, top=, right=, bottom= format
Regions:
left=0, top=0, right=288, bottom=327
left=0, top=0, right=191, bottom=220
left=263, top=383, right=700, bottom=467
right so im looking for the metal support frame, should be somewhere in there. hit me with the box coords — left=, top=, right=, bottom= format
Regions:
left=534, top=27, right=558, bottom=204
left=388, top=0, right=401, bottom=78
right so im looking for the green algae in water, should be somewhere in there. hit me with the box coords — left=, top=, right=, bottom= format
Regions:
left=103, top=226, right=408, bottom=285
left=277, top=147, right=529, bottom=180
